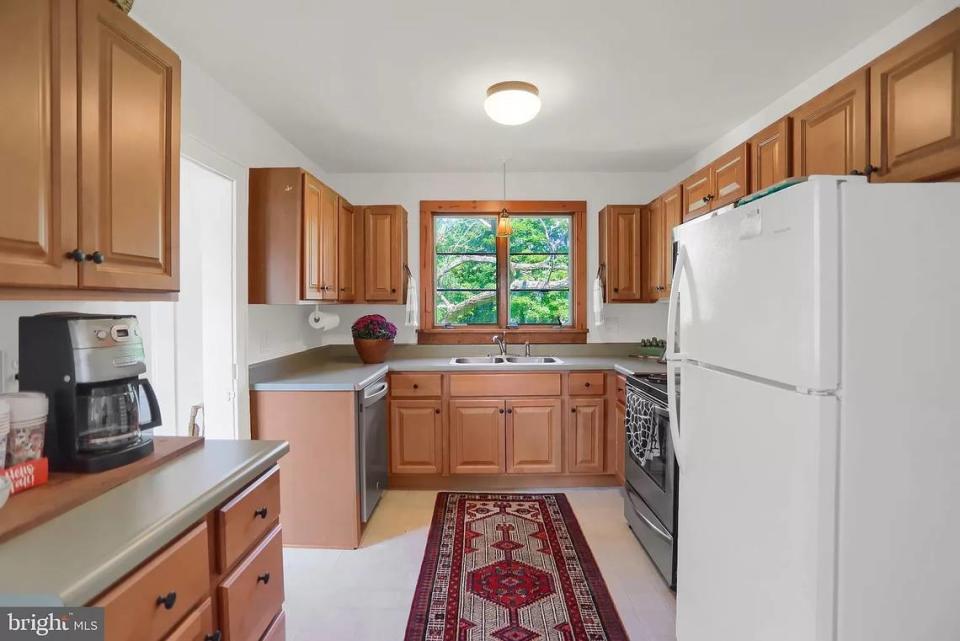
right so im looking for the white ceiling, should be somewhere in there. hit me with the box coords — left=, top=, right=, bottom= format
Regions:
left=133, top=0, right=919, bottom=173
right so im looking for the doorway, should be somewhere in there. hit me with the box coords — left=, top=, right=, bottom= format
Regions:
left=174, top=141, right=248, bottom=439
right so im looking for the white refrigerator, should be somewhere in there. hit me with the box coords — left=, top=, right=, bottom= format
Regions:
left=666, top=176, right=960, bottom=641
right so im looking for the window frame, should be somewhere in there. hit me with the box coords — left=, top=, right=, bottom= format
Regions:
left=419, top=200, right=588, bottom=345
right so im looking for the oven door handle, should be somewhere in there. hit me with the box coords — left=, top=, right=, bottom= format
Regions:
left=626, top=487, right=672, bottom=542
left=666, top=244, right=687, bottom=468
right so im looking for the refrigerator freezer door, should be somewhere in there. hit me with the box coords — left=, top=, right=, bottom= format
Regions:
left=675, top=364, right=838, bottom=641
left=836, top=182, right=960, bottom=641
left=672, top=177, right=850, bottom=391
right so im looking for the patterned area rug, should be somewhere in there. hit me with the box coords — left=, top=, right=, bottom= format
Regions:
left=405, top=493, right=629, bottom=641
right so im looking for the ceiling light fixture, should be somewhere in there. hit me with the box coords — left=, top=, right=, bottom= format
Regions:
left=484, top=81, right=541, bottom=126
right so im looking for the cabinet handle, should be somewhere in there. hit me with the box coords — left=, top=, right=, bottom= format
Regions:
left=412, top=384, right=419, bottom=389
left=499, top=408, right=505, bottom=414
left=584, top=382, right=591, bottom=388
left=864, top=164, right=879, bottom=177
left=67, top=248, right=86, bottom=262
left=204, top=632, right=222, bottom=641
left=507, top=408, right=513, bottom=414
left=613, top=288, right=619, bottom=293
left=257, top=572, right=271, bottom=585
left=391, top=288, right=397, bottom=293
left=571, top=408, right=577, bottom=414
left=254, top=506, right=268, bottom=519
left=435, top=408, right=441, bottom=415
left=156, top=591, right=177, bottom=610
left=85, top=251, right=105, bottom=264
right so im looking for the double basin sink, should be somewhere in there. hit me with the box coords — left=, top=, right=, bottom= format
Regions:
left=448, top=356, right=564, bottom=365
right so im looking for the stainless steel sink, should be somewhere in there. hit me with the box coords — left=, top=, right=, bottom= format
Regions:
left=502, top=356, right=563, bottom=364
left=449, top=356, right=505, bottom=365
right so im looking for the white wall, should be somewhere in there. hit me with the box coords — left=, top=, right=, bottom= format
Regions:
left=316, top=171, right=671, bottom=345
left=663, top=0, right=958, bottom=185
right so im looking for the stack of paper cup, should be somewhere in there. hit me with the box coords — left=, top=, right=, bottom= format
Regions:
left=0, top=400, right=9, bottom=470
left=0, top=392, right=48, bottom=467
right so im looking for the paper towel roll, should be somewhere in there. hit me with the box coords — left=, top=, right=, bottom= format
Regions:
left=307, top=308, right=340, bottom=331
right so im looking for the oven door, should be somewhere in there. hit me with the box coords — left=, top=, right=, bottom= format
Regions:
left=625, top=387, right=676, bottom=532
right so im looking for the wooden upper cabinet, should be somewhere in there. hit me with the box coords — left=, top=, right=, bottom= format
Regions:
left=644, top=198, right=666, bottom=300
left=505, top=398, right=562, bottom=474
left=337, top=198, right=358, bottom=302
left=681, top=166, right=713, bottom=221
left=750, top=118, right=792, bottom=190
left=869, top=9, right=960, bottom=182
left=301, top=175, right=338, bottom=301
left=363, top=205, right=407, bottom=303
left=390, top=400, right=442, bottom=474
left=660, top=185, right=682, bottom=300
left=77, top=0, right=180, bottom=291
left=599, top=205, right=646, bottom=302
left=712, top=143, right=750, bottom=208
left=449, top=399, right=505, bottom=475
left=791, top=69, right=868, bottom=178
left=567, top=398, right=604, bottom=473
left=0, top=0, right=78, bottom=288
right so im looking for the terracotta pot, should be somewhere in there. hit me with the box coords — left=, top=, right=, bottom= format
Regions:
left=353, top=338, right=394, bottom=364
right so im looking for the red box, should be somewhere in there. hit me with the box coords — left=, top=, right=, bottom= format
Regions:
left=3, top=457, right=49, bottom=494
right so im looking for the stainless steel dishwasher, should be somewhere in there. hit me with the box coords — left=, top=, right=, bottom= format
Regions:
left=358, top=375, right=389, bottom=522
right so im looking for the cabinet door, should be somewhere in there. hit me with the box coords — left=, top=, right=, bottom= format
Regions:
left=364, top=205, right=403, bottom=302
left=869, top=10, right=960, bottom=182
left=791, top=69, right=868, bottom=177
left=660, top=185, right=683, bottom=300
left=603, top=206, right=644, bottom=301
left=505, top=398, right=562, bottom=474
left=77, top=0, right=180, bottom=290
left=567, top=398, right=604, bottom=473
left=750, top=118, right=792, bottom=190
left=449, top=399, right=505, bottom=474
left=682, top=166, right=714, bottom=221
left=302, top=175, right=338, bottom=300
left=337, top=198, right=357, bottom=302
left=712, top=142, right=750, bottom=208
left=390, top=400, right=442, bottom=474
left=645, top=198, right=666, bottom=300
left=0, top=0, right=78, bottom=288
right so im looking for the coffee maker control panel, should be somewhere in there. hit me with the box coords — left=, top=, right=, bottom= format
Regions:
left=67, top=317, right=147, bottom=384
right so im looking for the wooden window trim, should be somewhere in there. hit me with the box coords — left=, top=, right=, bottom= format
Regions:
left=419, top=200, right=588, bottom=345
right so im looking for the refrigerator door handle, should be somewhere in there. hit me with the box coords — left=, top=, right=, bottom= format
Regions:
left=666, top=244, right=688, bottom=467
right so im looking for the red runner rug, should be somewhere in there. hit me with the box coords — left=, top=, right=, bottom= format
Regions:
left=405, top=492, right=629, bottom=641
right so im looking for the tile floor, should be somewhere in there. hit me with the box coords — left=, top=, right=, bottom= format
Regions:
left=282, top=488, right=677, bottom=641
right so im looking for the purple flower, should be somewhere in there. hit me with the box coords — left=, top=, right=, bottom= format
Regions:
left=352, top=314, right=398, bottom=340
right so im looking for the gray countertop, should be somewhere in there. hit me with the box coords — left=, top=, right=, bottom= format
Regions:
left=250, top=350, right=666, bottom=392
left=0, top=439, right=289, bottom=606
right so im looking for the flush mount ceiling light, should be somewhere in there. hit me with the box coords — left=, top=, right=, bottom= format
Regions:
left=484, top=81, right=541, bottom=126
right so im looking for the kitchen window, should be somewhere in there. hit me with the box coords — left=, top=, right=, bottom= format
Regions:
left=419, top=200, right=587, bottom=344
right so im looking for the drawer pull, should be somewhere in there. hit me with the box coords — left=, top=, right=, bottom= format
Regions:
left=254, top=507, right=269, bottom=519
left=156, top=591, right=177, bottom=610
left=412, top=383, right=419, bottom=389
left=257, top=572, right=271, bottom=585
left=584, top=382, right=591, bottom=387
left=204, top=632, right=222, bottom=641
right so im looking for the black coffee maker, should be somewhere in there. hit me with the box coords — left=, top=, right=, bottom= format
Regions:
left=19, top=313, right=162, bottom=472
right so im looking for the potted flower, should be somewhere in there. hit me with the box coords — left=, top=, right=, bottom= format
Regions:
left=351, top=314, right=398, bottom=364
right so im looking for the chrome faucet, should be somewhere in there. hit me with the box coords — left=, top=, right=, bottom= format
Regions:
left=492, top=334, right=507, bottom=355
left=524, top=341, right=532, bottom=357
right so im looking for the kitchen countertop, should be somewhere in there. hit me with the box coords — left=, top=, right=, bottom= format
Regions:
left=250, top=353, right=666, bottom=392
left=0, top=439, right=289, bottom=606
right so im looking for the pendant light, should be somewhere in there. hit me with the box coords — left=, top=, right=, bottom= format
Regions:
left=496, top=161, right=513, bottom=238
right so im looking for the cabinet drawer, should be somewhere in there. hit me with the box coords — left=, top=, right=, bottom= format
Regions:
left=449, top=373, right=561, bottom=397
left=569, top=372, right=605, bottom=396
left=219, top=525, right=284, bottom=641
left=217, top=467, right=281, bottom=572
left=163, top=598, right=215, bottom=641
left=261, top=611, right=285, bottom=641
left=615, top=375, right=627, bottom=406
left=96, top=522, right=210, bottom=641
left=390, top=373, right=442, bottom=397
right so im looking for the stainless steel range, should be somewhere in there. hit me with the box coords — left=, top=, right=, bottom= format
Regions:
left=624, top=371, right=678, bottom=589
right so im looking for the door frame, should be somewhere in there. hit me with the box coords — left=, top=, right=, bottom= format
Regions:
left=176, top=134, right=250, bottom=438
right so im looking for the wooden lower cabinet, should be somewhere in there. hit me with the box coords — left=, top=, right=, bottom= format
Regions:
left=93, top=466, right=285, bottom=641
left=505, top=398, right=562, bottom=474
left=449, top=399, right=506, bottom=474
left=390, top=399, right=443, bottom=474
left=567, top=398, right=605, bottom=474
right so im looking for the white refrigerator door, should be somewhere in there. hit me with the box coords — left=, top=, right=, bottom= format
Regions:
left=835, top=182, right=960, bottom=641
left=672, top=177, right=853, bottom=391
left=675, top=364, right=838, bottom=641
